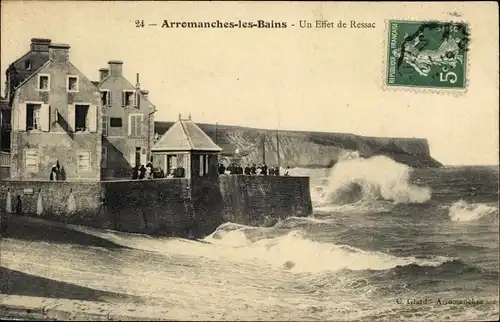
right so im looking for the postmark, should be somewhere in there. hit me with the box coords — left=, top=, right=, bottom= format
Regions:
left=385, top=20, right=469, bottom=90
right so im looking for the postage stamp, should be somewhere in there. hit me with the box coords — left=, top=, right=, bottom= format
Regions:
left=386, top=20, right=469, bottom=89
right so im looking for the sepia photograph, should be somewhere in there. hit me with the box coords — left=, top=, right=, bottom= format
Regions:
left=0, top=1, right=498, bottom=321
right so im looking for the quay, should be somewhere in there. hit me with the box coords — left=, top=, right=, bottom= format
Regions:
left=0, top=175, right=312, bottom=238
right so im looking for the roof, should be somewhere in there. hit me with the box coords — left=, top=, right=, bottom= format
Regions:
left=14, top=60, right=51, bottom=90
left=152, top=118, right=222, bottom=152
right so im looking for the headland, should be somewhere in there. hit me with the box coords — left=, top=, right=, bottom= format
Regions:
left=155, top=121, right=443, bottom=169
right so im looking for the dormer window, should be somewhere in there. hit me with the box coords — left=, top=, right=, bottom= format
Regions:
left=37, top=74, right=50, bottom=91
left=25, top=60, right=32, bottom=70
left=67, top=75, right=79, bottom=92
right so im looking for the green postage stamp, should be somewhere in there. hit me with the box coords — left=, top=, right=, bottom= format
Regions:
left=386, top=20, right=469, bottom=89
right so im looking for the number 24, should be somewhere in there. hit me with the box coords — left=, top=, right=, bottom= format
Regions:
left=136, top=20, right=144, bottom=28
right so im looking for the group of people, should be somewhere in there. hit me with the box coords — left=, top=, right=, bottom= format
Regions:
left=218, top=163, right=290, bottom=176
left=49, top=161, right=66, bottom=181
left=131, top=163, right=186, bottom=180
left=130, top=162, right=290, bottom=179
left=131, top=163, right=164, bottom=180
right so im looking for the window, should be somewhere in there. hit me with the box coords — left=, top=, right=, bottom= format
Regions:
left=199, top=155, right=204, bottom=177
left=38, top=74, right=50, bottom=91
left=128, top=114, right=143, bottom=137
left=25, top=149, right=38, bottom=171
left=26, top=104, right=42, bottom=130
left=101, top=114, right=108, bottom=136
left=100, top=90, right=111, bottom=107
left=25, top=60, right=32, bottom=70
left=122, top=90, right=138, bottom=107
left=77, top=151, right=91, bottom=172
left=67, top=75, right=79, bottom=92
left=75, top=104, right=89, bottom=132
left=110, top=117, right=122, bottom=127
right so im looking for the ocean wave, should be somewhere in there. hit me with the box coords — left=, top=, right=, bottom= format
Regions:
left=272, top=216, right=333, bottom=229
left=204, top=224, right=449, bottom=273
left=319, top=154, right=432, bottom=205
left=448, top=200, right=499, bottom=222
left=387, top=259, right=498, bottom=280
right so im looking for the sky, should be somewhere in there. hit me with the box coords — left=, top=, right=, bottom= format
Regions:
left=1, top=1, right=498, bottom=165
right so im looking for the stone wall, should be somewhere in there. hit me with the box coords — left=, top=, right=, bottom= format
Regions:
left=0, top=176, right=312, bottom=238
left=219, top=175, right=312, bottom=226
left=0, top=180, right=105, bottom=227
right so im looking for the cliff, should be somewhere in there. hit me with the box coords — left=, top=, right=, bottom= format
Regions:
left=154, top=122, right=443, bottom=168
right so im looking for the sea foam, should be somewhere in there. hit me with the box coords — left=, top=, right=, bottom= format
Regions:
left=448, top=200, right=499, bottom=222
left=204, top=223, right=449, bottom=273
left=320, top=153, right=431, bottom=204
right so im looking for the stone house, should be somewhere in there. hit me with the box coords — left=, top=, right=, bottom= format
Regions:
left=8, top=43, right=102, bottom=181
left=95, top=62, right=156, bottom=179
left=1, top=39, right=53, bottom=179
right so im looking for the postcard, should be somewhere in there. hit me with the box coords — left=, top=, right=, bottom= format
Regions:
left=0, top=1, right=498, bottom=321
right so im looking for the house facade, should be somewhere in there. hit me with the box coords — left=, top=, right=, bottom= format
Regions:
left=96, top=61, right=156, bottom=179
left=2, top=39, right=53, bottom=179
left=9, top=43, right=102, bottom=181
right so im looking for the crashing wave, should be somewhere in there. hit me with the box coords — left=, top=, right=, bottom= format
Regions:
left=321, top=154, right=431, bottom=205
left=448, top=200, right=498, bottom=222
left=204, top=224, right=449, bottom=273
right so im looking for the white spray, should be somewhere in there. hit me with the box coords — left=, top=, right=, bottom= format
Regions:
left=321, top=153, right=431, bottom=204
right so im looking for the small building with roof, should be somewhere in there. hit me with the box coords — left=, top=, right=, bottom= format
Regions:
left=151, top=115, right=222, bottom=178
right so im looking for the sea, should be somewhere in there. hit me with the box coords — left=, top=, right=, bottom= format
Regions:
left=1, top=155, right=499, bottom=321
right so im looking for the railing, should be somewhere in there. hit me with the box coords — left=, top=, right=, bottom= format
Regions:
left=0, top=151, right=11, bottom=167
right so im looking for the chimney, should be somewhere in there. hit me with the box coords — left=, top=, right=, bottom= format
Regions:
left=108, top=60, right=123, bottom=77
left=49, top=43, right=70, bottom=62
left=135, top=73, right=140, bottom=89
left=140, top=89, right=149, bottom=99
left=99, top=68, right=109, bottom=82
left=30, top=38, right=51, bottom=52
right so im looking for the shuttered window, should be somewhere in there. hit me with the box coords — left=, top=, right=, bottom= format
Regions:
left=101, top=90, right=111, bottom=107
left=77, top=151, right=91, bottom=172
left=128, top=114, right=143, bottom=137
left=122, top=90, right=138, bottom=108
left=26, top=104, right=41, bottom=130
left=70, top=104, right=96, bottom=133
left=25, top=149, right=38, bottom=171
left=101, top=114, right=108, bottom=136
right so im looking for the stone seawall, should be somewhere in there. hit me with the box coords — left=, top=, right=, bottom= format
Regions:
left=0, top=176, right=312, bottom=238
left=219, top=175, right=312, bottom=226
left=0, top=180, right=104, bottom=227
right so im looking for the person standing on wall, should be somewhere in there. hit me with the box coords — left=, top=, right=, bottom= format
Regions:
left=139, top=165, right=146, bottom=179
